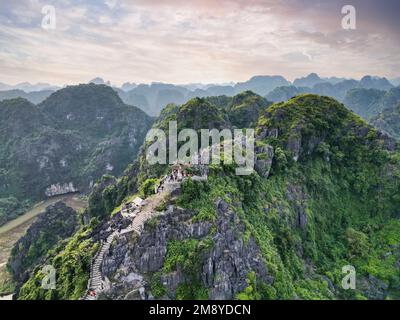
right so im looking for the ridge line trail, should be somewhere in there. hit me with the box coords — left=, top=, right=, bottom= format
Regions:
left=140, top=192, right=166, bottom=220
left=83, top=191, right=167, bottom=299
left=119, top=191, right=168, bottom=235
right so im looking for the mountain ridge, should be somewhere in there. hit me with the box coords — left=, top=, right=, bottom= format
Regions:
left=15, top=93, right=400, bottom=300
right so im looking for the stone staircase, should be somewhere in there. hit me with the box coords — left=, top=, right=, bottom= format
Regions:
left=83, top=231, right=116, bottom=300
left=119, top=207, right=154, bottom=235
left=82, top=201, right=162, bottom=300
left=82, top=189, right=169, bottom=300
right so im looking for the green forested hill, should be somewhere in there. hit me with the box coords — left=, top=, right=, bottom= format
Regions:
left=17, top=94, right=400, bottom=300
left=152, top=91, right=270, bottom=131
left=343, top=88, right=386, bottom=120
left=0, top=89, right=53, bottom=105
left=344, top=87, right=400, bottom=120
left=0, top=84, right=153, bottom=226
left=371, top=104, right=400, bottom=140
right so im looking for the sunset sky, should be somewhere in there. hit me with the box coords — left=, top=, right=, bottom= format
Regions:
left=0, top=0, right=399, bottom=86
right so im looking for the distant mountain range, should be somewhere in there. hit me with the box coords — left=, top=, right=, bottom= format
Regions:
left=267, top=75, right=395, bottom=103
left=0, top=82, right=59, bottom=92
left=1, top=74, right=399, bottom=117
left=344, top=87, right=400, bottom=120
left=0, top=89, right=55, bottom=105
left=390, top=77, right=400, bottom=86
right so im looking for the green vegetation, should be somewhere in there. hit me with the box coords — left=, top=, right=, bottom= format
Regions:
left=0, top=84, right=153, bottom=226
left=149, top=271, right=166, bottom=298
left=8, top=202, right=78, bottom=283
left=139, top=178, right=159, bottom=198
left=16, top=93, right=400, bottom=300
left=148, top=236, right=213, bottom=300
left=161, top=237, right=213, bottom=299
left=236, top=272, right=274, bottom=300
left=18, top=226, right=98, bottom=300
left=371, top=104, right=400, bottom=139
left=344, top=87, right=400, bottom=120
left=154, top=94, right=400, bottom=299
left=177, top=179, right=214, bottom=222
left=224, top=91, right=271, bottom=128
left=343, top=88, right=386, bottom=120
left=0, top=197, right=30, bottom=226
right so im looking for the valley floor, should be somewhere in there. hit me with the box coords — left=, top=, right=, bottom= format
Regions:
left=0, top=194, right=86, bottom=235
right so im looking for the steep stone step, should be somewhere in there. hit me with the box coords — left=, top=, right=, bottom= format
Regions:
left=83, top=193, right=169, bottom=300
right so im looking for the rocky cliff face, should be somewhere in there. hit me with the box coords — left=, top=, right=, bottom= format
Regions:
left=255, top=144, right=274, bottom=178
left=45, top=182, right=78, bottom=197
left=100, top=198, right=271, bottom=300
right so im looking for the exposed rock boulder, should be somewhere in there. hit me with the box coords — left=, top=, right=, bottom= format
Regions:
left=287, top=124, right=302, bottom=162
left=257, top=127, right=278, bottom=140
left=255, top=144, right=274, bottom=178
left=286, top=184, right=308, bottom=230
left=206, top=199, right=272, bottom=299
left=358, top=275, right=389, bottom=300
left=376, top=131, right=397, bottom=152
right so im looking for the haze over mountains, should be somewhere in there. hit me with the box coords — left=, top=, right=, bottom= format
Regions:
left=0, top=82, right=59, bottom=93
left=1, top=74, right=399, bottom=117
left=371, top=104, right=400, bottom=139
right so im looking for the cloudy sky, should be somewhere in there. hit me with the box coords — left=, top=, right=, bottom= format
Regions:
left=0, top=0, right=399, bottom=86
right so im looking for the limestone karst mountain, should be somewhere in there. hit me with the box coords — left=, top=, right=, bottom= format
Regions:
left=0, top=89, right=54, bottom=105
left=117, top=76, right=288, bottom=116
left=371, top=103, right=400, bottom=139
left=1, top=74, right=395, bottom=118
left=15, top=94, right=400, bottom=300
left=344, top=87, right=400, bottom=120
left=293, top=73, right=325, bottom=88
left=0, top=84, right=153, bottom=226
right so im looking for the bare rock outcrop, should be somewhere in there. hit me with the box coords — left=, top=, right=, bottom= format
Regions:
left=100, top=199, right=272, bottom=300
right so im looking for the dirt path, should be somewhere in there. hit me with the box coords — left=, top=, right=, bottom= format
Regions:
left=143, top=192, right=166, bottom=214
